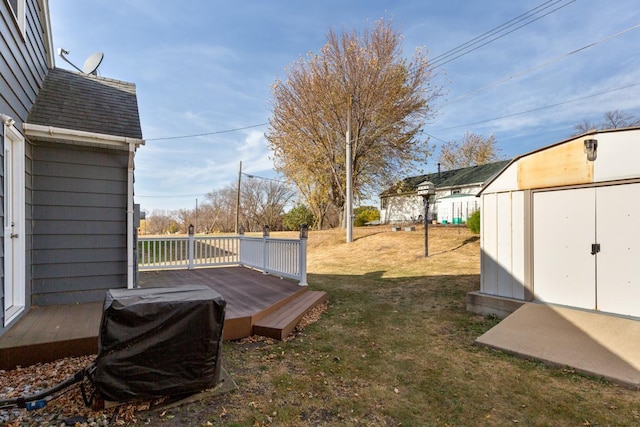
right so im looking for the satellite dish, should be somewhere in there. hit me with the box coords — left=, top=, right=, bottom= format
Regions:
left=82, top=52, right=104, bottom=75
left=57, top=48, right=104, bottom=75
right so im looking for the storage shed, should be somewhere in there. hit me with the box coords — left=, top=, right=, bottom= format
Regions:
left=468, top=127, right=640, bottom=319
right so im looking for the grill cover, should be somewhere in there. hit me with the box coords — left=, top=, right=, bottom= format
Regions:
left=94, top=285, right=226, bottom=402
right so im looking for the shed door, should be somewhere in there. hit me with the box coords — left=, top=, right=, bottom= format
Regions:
left=596, top=183, right=640, bottom=317
left=533, top=184, right=640, bottom=318
left=533, top=188, right=596, bottom=309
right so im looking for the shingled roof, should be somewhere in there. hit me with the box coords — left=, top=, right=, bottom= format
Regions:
left=28, top=68, right=142, bottom=139
left=380, top=160, right=510, bottom=196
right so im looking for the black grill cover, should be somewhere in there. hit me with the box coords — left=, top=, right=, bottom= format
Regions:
left=94, top=285, right=226, bottom=402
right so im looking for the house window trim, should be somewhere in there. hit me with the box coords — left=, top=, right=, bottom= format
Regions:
left=6, top=0, right=26, bottom=37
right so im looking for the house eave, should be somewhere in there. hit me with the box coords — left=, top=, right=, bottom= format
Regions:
left=380, top=182, right=485, bottom=198
left=23, top=123, right=145, bottom=150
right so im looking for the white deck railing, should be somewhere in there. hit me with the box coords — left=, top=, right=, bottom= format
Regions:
left=137, top=232, right=308, bottom=286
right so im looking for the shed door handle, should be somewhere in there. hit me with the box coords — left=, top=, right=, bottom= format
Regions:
left=591, top=243, right=600, bottom=255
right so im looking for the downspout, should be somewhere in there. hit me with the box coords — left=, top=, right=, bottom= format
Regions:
left=127, top=142, right=135, bottom=289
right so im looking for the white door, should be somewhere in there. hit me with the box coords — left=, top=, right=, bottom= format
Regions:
left=3, top=124, right=25, bottom=326
left=533, top=188, right=596, bottom=309
left=596, top=183, right=640, bottom=317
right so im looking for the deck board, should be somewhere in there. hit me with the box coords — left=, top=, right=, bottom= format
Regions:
left=0, top=266, right=309, bottom=370
left=253, top=291, right=328, bottom=340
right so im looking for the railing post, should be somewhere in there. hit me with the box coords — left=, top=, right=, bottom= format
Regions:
left=262, top=225, right=270, bottom=274
left=238, top=225, right=245, bottom=267
left=298, top=224, right=308, bottom=286
left=188, top=224, right=194, bottom=270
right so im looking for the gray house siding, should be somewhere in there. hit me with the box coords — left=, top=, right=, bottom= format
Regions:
left=0, top=0, right=50, bottom=334
left=31, top=142, right=128, bottom=305
left=0, top=0, right=49, bottom=125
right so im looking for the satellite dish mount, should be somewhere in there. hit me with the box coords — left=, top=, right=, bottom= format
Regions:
left=57, top=48, right=104, bottom=75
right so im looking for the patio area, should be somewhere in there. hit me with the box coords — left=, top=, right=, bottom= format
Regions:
left=0, top=266, right=326, bottom=370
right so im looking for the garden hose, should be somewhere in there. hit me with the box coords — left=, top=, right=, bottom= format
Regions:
left=0, top=362, right=95, bottom=411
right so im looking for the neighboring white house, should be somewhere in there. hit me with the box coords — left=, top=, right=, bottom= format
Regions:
left=468, top=127, right=640, bottom=319
left=379, top=161, right=509, bottom=224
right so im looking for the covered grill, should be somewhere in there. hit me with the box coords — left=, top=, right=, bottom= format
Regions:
left=94, top=285, right=226, bottom=402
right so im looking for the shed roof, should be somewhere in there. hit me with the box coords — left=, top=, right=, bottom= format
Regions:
left=477, top=126, right=640, bottom=196
left=28, top=68, right=142, bottom=139
left=380, top=160, right=510, bottom=196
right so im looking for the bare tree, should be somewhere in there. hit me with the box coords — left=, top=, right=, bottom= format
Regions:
left=267, top=18, right=441, bottom=229
left=145, top=210, right=178, bottom=235
left=241, top=179, right=295, bottom=232
left=602, top=110, right=640, bottom=128
left=438, top=132, right=500, bottom=170
left=573, top=110, right=640, bottom=135
left=176, top=209, right=196, bottom=233
left=201, top=178, right=295, bottom=233
left=573, top=118, right=598, bottom=135
left=202, top=186, right=237, bottom=233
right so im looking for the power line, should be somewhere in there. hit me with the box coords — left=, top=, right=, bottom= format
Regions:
left=426, top=0, right=576, bottom=71
left=373, top=20, right=640, bottom=145
left=147, top=18, right=636, bottom=149
left=447, top=23, right=640, bottom=104
left=242, top=172, right=288, bottom=184
left=434, top=81, right=640, bottom=132
left=137, top=172, right=288, bottom=199
left=146, top=122, right=268, bottom=141
left=143, top=1, right=573, bottom=143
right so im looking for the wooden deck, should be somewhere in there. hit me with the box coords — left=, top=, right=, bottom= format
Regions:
left=0, top=267, right=326, bottom=370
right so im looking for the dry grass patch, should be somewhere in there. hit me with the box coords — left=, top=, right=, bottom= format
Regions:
left=142, top=225, right=639, bottom=426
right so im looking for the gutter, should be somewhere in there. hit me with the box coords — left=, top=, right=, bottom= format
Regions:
left=22, top=123, right=145, bottom=149
left=23, top=123, right=145, bottom=289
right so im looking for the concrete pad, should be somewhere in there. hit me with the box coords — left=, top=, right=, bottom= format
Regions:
left=476, top=303, right=640, bottom=389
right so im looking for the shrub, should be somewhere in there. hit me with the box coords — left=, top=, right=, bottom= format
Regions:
left=467, top=210, right=480, bottom=234
left=283, top=204, right=315, bottom=231
left=354, top=206, right=380, bottom=227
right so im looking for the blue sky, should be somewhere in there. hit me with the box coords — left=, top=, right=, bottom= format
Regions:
left=48, top=0, right=640, bottom=212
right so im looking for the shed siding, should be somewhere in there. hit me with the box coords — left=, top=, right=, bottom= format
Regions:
left=481, top=162, right=517, bottom=194
left=0, top=0, right=49, bottom=334
left=480, top=191, right=526, bottom=300
left=496, top=193, right=513, bottom=297
left=593, top=131, right=640, bottom=183
left=517, top=138, right=593, bottom=190
left=480, top=193, right=499, bottom=295
left=31, top=142, right=128, bottom=305
left=510, top=191, right=526, bottom=300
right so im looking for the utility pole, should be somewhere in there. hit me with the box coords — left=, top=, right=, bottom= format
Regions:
left=235, top=161, right=242, bottom=234
left=346, top=95, right=353, bottom=243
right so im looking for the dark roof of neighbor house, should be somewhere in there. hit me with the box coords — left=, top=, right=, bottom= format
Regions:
left=28, top=68, right=142, bottom=139
left=380, top=160, right=510, bottom=196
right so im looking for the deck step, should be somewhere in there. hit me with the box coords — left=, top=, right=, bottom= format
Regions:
left=252, top=291, right=327, bottom=340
